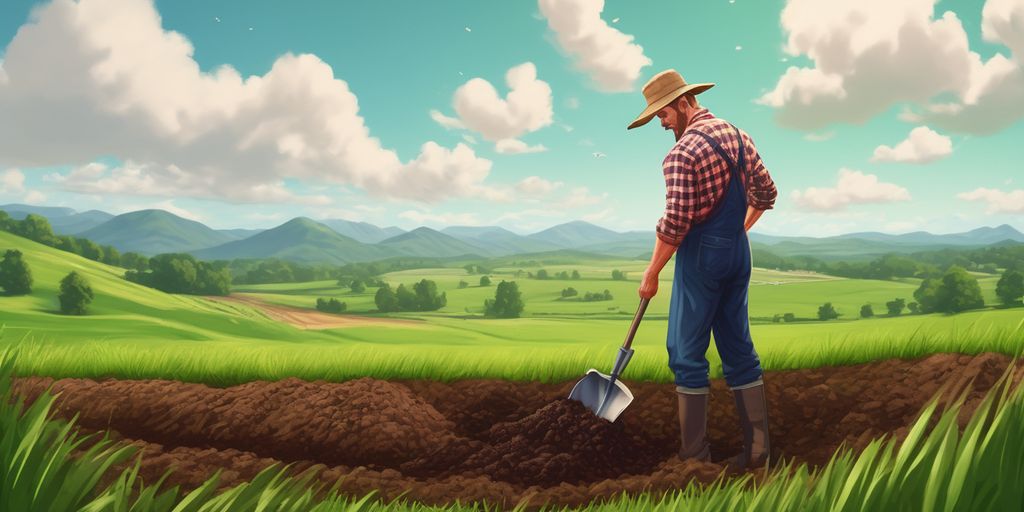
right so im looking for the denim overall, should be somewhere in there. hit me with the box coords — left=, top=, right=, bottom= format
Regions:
left=666, top=124, right=763, bottom=392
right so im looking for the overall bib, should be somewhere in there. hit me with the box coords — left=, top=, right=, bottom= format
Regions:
left=666, top=124, right=763, bottom=392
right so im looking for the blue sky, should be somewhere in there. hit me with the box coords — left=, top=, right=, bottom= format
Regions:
left=0, top=0, right=1021, bottom=236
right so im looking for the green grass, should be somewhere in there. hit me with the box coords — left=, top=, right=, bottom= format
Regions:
left=3, top=348, right=1024, bottom=511
left=1, top=230, right=1022, bottom=386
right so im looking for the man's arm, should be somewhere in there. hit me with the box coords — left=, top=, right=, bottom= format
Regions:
left=640, top=144, right=696, bottom=299
left=639, top=236, right=677, bottom=299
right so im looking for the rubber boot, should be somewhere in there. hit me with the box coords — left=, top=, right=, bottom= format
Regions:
left=726, top=381, right=770, bottom=472
left=676, top=389, right=711, bottom=462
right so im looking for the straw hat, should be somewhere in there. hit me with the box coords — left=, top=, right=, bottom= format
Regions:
left=627, top=70, right=714, bottom=130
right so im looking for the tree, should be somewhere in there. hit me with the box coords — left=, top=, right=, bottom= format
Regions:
left=571, top=270, right=581, bottom=280
left=913, top=278, right=943, bottom=314
left=412, top=279, right=446, bottom=311
left=603, top=289, right=613, bottom=300
left=458, top=280, right=469, bottom=289
left=76, top=238, right=104, bottom=262
left=783, top=313, right=796, bottom=322
left=375, top=284, right=398, bottom=312
left=536, top=269, right=549, bottom=280
left=480, top=275, right=491, bottom=286
left=15, top=214, right=56, bottom=246
left=913, top=266, right=987, bottom=314
left=908, top=302, right=920, bottom=314
left=316, top=297, right=346, bottom=313
left=561, top=287, right=578, bottom=298
left=996, top=269, right=1024, bottom=306
left=350, top=280, right=366, bottom=293
left=484, top=280, right=524, bottom=318
left=860, top=304, right=874, bottom=318
left=557, top=270, right=570, bottom=280
left=0, top=210, right=14, bottom=232
left=0, top=249, right=33, bottom=295
left=101, top=246, right=121, bottom=266
left=817, top=302, right=839, bottom=321
left=885, top=298, right=906, bottom=316
left=394, top=284, right=417, bottom=311
left=58, top=271, right=94, bottom=315
left=121, top=252, right=149, bottom=271
left=611, top=269, right=627, bottom=280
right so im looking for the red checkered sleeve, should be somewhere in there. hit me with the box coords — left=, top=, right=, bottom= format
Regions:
left=742, top=130, right=777, bottom=211
left=655, top=139, right=701, bottom=246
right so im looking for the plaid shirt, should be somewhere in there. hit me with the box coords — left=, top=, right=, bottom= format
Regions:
left=656, top=109, right=777, bottom=246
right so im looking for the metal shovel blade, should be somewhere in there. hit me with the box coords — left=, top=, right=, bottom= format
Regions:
left=568, top=369, right=634, bottom=422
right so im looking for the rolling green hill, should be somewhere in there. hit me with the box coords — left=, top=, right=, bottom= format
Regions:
left=193, top=217, right=390, bottom=264
left=441, top=226, right=562, bottom=256
left=79, top=209, right=233, bottom=255
left=378, top=227, right=492, bottom=258
left=320, top=219, right=405, bottom=244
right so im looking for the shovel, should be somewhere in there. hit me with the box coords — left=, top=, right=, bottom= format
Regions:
left=568, top=297, right=650, bottom=422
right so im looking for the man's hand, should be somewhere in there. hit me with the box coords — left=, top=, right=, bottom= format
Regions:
left=744, top=206, right=765, bottom=231
left=639, top=268, right=659, bottom=299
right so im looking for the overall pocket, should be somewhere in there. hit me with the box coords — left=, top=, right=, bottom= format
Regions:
left=696, top=233, right=734, bottom=280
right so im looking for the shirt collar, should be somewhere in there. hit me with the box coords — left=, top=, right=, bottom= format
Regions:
left=689, top=108, right=714, bottom=125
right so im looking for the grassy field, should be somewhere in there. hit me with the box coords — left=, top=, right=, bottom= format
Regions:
left=0, top=230, right=1021, bottom=386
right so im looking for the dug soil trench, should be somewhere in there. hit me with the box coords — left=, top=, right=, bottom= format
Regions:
left=10, top=352, right=1023, bottom=509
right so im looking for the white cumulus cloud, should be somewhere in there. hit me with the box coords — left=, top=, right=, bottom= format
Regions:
left=957, top=187, right=1024, bottom=213
left=538, top=0, right=652, bottom=92
left=871, top=126, right=953, bottom=164
left=759, top=0, right=1024, bottom=134
left=516, top=176, right=564, bottom=196
left=791, top=169, right=911, bottom=211
left=495, top=139, right=547, bottom=154
left=1, top=169, right=25, bottom=194
left=0, top=0, right=501, bottom=204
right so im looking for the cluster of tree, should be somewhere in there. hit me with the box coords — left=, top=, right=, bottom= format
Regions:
left=913, top=265, right=985, bottom=314
left=756, top=245, right=1024, bottom=281
left=582, top=289, right=614, bottom=302
left=480, top=276, right=492, bottom=286
left=0, top=211, right=147, bottom=270
left=374, top=279, right=447, bottom=312
left=0, top=250, right=94, bottom=314
left=463, top=263, right=492, bottom=275
left=484, top=281, right=525, bottom=318
left=315, top=297, right=347, bottom=313
left=818, top=302, right=841, bottom=321
left=771, top=313, right=797, bottom=323
left=611, top=269, right=629, bottom=280
left=458, top=280, right=469, bottom=289
left=561, top=287, right=578, bottom=298
left=125, top=254, right=231, bottom=295
left=228, top=259, right=337, bottom=285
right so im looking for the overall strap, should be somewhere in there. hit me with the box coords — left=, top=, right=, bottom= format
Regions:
left=690, top=125, right=747, bottom=183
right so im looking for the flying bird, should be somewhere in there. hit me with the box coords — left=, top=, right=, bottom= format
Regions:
left=465, top=26, right=472, bottom=32
left=593, top=152, right=607, bottom=158
left=248, top=27, right=254, bottom=31
left=214, top=16, right=221, bottom=22
left=612, top=17, right=620, bottom=23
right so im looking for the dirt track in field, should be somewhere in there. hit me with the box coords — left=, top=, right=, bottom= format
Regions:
left=207, top=294, right=424, bottom=330
left=10, top=352, right=1023, bottom=510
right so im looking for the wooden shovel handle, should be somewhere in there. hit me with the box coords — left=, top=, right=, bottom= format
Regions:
left=622, top=298, right=650, bottom=350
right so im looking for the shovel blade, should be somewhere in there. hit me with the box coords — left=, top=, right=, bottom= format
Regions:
left=568, top=369, right=634, bottom=422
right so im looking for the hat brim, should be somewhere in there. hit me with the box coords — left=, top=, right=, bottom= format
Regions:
left=627, top=83, right=715, bottom=130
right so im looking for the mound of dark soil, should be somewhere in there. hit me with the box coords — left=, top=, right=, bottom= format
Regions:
left=9, top=352, right=1023, bottom=510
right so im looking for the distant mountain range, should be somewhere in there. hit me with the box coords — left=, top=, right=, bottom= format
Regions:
left=2, top=203, right=1022, bottom=263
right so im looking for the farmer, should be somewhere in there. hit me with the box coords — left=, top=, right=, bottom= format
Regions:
left=629, top=69, right=778, bottom=471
